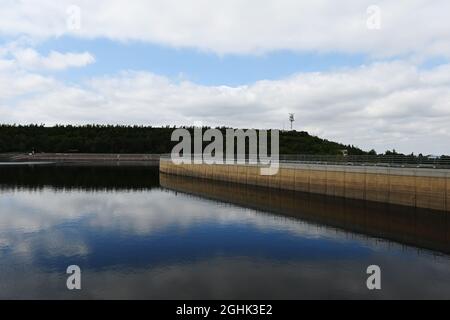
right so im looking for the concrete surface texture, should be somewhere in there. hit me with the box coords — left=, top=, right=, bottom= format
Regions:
left=160, top=159, right=450, bottom=212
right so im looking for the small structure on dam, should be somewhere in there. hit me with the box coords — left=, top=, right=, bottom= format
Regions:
left=160, top=156, right=450, bottom=212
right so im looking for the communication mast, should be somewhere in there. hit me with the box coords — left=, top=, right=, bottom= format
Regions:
left=288, top=113, right=295, bottom=130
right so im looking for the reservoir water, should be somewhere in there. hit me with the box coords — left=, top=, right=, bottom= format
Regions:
left=0, top=164, right=449, bottom=299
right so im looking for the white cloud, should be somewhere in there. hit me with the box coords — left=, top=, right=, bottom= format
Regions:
left=12, top=48, right=95, bottom=70
left=1, top=61, right=449, bottom=154
left=0, top=69, right=56, bottom=99
left=0, top=0, right=449, bottom=57
left=0, top=40, right=95, bottom=71
left=0, top=1, right=449, bottom=154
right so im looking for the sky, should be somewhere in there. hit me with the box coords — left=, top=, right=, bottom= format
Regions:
left=0, top=1, right=450, bottom=154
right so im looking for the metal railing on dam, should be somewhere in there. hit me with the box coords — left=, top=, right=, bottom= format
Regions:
left=279, top=154, right=450, bottom=169
left=160, top=155, right=450, bottom=212
left=6, top=153, right=161, bottom=164
left=162, top=154, right=450, bottom=169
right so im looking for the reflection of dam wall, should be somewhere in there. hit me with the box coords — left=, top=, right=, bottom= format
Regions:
left=160, top=173, right=450, bottom=254
left=0, top=165, right=160, bottom=191
left=160, top=159, right=450, bottom=212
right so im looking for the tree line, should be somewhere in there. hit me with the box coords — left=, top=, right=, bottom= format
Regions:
left=0, top=124, right=367, bottom=155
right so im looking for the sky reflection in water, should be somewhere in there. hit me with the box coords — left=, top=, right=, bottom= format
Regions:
left=0, top=165, right=449, bottom=299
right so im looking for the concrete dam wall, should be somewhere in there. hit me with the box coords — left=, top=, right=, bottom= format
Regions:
left=160, top=158, right=450, bottom=212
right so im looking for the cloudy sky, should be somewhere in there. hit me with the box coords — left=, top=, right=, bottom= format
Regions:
left=0, top=1, right=450, bottom=154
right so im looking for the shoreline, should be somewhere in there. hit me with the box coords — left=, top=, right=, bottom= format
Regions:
left=0, top=153, right=161, bottom=166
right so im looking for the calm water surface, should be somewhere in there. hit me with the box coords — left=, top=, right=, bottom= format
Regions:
left=0, top=164, right=449, bottom=299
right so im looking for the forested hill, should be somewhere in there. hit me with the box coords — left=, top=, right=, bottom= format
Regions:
left=0, top=125, right=368, bottom=155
